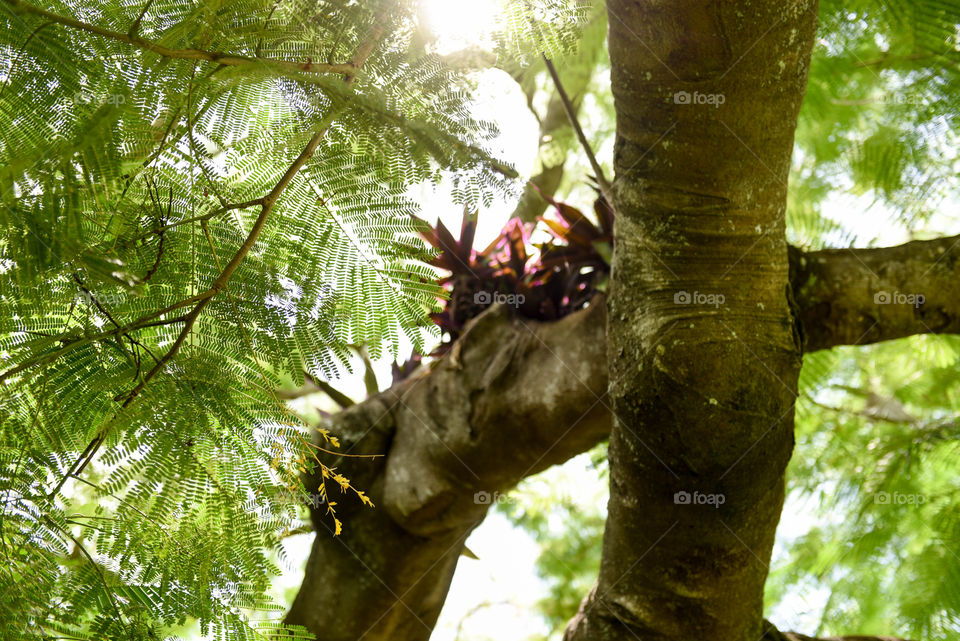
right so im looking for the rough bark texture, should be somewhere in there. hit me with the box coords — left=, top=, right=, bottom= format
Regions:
left=285, top=301, right=610, bottom=640
left=563, top=2, right=818, bottom=641
left=790, top=237, right=960, bottom=351
left=764, top=620, right=915, bottom=641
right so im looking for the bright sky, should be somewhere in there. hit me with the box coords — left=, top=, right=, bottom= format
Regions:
left=411, top=68, right=540, bottom=249
left=420, top=0, right=501, bottom=55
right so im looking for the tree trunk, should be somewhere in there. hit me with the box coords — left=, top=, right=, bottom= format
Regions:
left=564, top=2, right=817, bottom=640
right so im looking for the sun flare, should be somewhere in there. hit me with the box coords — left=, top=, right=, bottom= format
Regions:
left=421, top=0, right=500, bottom=52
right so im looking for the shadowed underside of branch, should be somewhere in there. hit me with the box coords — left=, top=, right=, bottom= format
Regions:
left=764, top=619, right=915, bottom=641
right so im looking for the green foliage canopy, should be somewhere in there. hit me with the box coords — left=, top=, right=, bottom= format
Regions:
left=0, top=0, right=584, bottom=638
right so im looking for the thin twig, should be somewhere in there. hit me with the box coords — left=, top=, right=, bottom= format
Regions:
left=277, top=372, right=357, bottom=407
left=68, top=121, right=329, bottom=481
left=344, top=11, right=388, bottom=86
left=47, top=518, right=129, bottom=636
left=0, top=308, right=194, bottom=384
left=133, top=198, right=265, bottom=241
left=542, top=54, right=612, bottom=204
left=355, top=344, right=380, bottom=397
left=281, top=524, right=313, bottom=538
left=255, top=2, right=279, bottom=58
left=306, top=372, right=357, bottom=408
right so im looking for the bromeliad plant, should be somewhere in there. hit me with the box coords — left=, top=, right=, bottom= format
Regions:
left=418, top=188, right=614, bottom=348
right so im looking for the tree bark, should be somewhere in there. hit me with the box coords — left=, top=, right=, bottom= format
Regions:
left=790, top=237, right=960, bottom=351
left=764, top=620, right=915, bottom=641
left=563, top=1, right=818, bottom=640
left=285, top=302, right=610, bottom=640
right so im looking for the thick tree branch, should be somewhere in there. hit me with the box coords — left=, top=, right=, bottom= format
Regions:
left=561, top=603, right=918, bottom=641
left=4, top=0, right=358, bottom=76
left=286, top=300, right=610, bottom=641
left=783, top=635, right=915, bottom=641
left=282, top=230, right=959, bottom=641
left=791, top=235, right=960, bottom=351
left=285, top=286, right=934, bottom=640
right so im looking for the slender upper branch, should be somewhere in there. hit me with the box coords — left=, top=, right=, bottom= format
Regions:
left=542, top=55, right=611, bottom=203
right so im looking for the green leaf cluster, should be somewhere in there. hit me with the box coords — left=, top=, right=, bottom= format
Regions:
left=0, top=0, right=532, bottom=637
